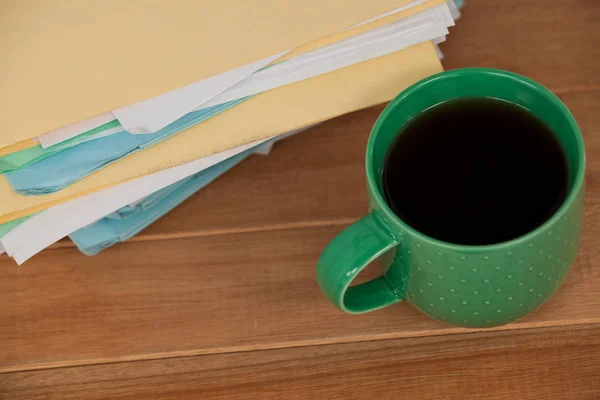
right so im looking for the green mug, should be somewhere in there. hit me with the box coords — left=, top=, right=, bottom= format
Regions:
left=316, top=68, right=585, bottom=328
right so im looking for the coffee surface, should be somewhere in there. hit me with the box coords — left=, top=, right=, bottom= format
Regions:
left=383, top=97, right=568, bottom=245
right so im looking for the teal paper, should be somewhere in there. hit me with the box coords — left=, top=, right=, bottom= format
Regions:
left=1, top=61, right=285, bottom=175
left=0, top=216, right=31, bottom=239
left=106, top=175, right=195, bottom=220
left=69, top=149, right=253, bottom=255
left=0, top=120, right=122, bottom=174
left=5, top=98, right=248, bottom=195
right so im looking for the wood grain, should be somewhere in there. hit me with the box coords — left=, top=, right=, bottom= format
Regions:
left=2, top=180, right=600, bottom=372
left=441, top=0, right=600, bottom=91
left=2, top=324, right=599, bottom=400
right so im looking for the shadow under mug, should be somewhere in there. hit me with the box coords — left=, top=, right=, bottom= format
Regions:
left=316, top=68, right=585, bottom=328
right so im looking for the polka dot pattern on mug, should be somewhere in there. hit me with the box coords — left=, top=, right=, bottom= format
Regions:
left=402, top=209, right=581, bottom=328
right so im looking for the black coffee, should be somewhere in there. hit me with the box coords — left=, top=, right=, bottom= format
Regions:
left=383, top=97, right=568, bottom=245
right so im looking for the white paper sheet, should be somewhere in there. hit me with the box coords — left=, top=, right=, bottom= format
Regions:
left=448, top=0, right=461, bottom=20
left=199, top=4, right=452, bottom=109
left=36, top=1, right=452, bottom=148
left=113, top=52, right=286, bottom=135
left=4, top=121, right=320, bottom=255
left=348, top=0, right=428, bottom=28
left=39, top=113, right=115, bottom=148
left=2, top=137, right=272, bottom=263
left=37, top=54, right=281, bottom=148
left=433, top=35, right=447, bottom=59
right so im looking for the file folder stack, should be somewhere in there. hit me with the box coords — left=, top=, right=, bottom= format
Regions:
left=0, top=0, right=463, bottom=264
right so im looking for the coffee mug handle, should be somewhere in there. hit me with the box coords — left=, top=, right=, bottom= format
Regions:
left=317, top=212, right=402, bottom=313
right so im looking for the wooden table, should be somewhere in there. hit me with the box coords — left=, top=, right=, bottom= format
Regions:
left=1, top=1, right=599, bottom=398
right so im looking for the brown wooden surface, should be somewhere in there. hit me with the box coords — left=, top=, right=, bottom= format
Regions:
left=3, top=325, right=600, bottom=400
left=2, top=0, right=600, bottom=398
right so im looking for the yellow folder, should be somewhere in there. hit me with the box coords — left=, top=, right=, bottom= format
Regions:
left=0, top=0, right=444, bottom=150
left=0, top=41, right=443, bottom=223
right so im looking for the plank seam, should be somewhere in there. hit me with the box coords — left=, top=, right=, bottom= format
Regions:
left=2, top=318, right=599, bottom=374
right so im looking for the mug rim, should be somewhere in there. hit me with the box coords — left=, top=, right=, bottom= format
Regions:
left=366, top=67, right=586, bottom=252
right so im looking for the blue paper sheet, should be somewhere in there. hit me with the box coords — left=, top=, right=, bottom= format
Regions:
left=5, top=98, right=248, bottom=195
left=69, top=149, right=253, bottom=255
left=105, top=175, right=196, bottom=220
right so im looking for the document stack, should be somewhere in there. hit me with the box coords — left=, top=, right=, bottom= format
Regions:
left=0, top=0, right=462, bottom=264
